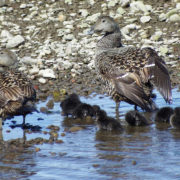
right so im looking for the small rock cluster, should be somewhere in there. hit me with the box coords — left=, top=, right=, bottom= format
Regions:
left=0, top=0, right=179, bottom=94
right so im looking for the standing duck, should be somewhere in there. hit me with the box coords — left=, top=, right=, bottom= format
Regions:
left=88, top=16, right=172, bottom=114
left=0, top=49, right=36, bottom=128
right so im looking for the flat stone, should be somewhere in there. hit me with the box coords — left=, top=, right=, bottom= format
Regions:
left=6, top=35, right=25, bottom=48
left=140, top=16, right=151, bottom=23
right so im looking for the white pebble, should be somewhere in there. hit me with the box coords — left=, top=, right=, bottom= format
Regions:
left=6, top=35, right=25, bottom=48
left=39, top=78, right=46, bottom=84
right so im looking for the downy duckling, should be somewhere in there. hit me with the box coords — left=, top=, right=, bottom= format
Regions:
left=170, top=107, right=180, bottom=129
left=60, top=93, right=81, bottom=117
left=125, top=110, right=151, bottom=126
left=95, top=109, right=123, bottom=131
left=72, top=103, right=95, bottom=119
left=155, top=107, right=174, bottom=123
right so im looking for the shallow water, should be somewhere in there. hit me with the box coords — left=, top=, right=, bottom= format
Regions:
left=0, top=88, right=180, bottom=180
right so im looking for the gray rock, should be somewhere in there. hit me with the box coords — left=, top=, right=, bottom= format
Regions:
left=39, top=69, right=56, bottom=78
left=0, top=0, right=7, bottom=7
left=6, top=35, right=25, bottom=48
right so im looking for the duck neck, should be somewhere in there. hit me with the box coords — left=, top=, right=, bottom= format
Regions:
left=96, top=32, right=122, bottom=51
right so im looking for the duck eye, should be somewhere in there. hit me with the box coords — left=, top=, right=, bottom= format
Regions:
left=102, top=19, right=106, bottom=23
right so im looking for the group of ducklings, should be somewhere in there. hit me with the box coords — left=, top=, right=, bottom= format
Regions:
left=60, top=93, right=180, bottom=131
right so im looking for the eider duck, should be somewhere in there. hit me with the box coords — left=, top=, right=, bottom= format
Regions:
left=125, top=110, right=152, bottom=126
left=88, top=16, right=172, bottom=113
left=95, top=109, right=123, bottom=131
left=60, top=93, right=81, bottom=117
left=170, top=107, right=180, bottom=128
left=0, top=49, right=36, bottom=128
left=155, top=107, right=174, bottom=123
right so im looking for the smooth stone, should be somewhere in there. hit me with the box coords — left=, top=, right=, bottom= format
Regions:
left=39, top=69, right=56, bottom=78
left=6, top=35, right=25, bottom=48
left=159, top=13, right=167, bottom=21
left=151, top=31, right=163, bottom=41
left=107, top=0, right=117, bottom=8
left=166, top=9, right=178, bottom=18
left=79, top=9, right=89, bottom=17
left=140, top=16, right=151, bottom=23
left=130, top=1, right=148, bottom=13
left=58, top=14, right=66, bottom=22
left=86, top=13, right=101, bottom=22
left=120, top=0, right=130, bottom=7
left=20, top=56, right=41, bottom=65
left=159, top=46, right=169, bottom=55
left=0, top=0, right=7, bottom=7
left=1, top=30, right=13, bottom=40
left=169, top=14, right=180, bottom=22
left=29, top=66, right=39, bottom=75
left=39, top=78, right=47, bottom=84
left=64, top=0, right=72, bottom=4
left=116, top=7, right=126, bottom=15
left=20, top=4, right=27, bottom=8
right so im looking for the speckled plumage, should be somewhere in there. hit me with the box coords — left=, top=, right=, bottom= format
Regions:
left=0, top=70, right=36, bottom=118
left=0, top=49, right=36, bottom=126
left=90, top=16, right=172, bottom=111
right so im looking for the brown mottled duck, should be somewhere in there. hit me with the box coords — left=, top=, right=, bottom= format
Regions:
left=88, top=16, right=172, bottom=116
left=0, top=49, right=36, bottom=128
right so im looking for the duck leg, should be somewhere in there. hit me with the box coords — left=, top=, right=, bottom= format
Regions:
left=115, top=101, right=120, bottom=121
left=22, top=114, right=27, bottom=127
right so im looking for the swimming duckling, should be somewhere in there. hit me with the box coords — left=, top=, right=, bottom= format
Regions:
left=72, top=103, right=95, bottom=119
left=89, top=16, right=172, bottom=113
left=155, top=107, right=174, bottom=123
left=95, top=109, right=123, bottom=131
left=60, top=93, right=81, bottom=116
left=170, top=107, right=180, bottom=129
left=0, top=49, right=36, bottom=128
left=125, top=110, right=151, bottom=126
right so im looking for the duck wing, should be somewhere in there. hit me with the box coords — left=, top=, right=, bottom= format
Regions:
left=141, top=48, right=172, bottom=103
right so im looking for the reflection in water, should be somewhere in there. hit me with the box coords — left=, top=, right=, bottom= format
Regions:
left=0, top=88, right=179, bottom=179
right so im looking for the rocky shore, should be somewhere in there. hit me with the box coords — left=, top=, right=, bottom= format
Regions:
left=0, top=0, right=180, bottom=100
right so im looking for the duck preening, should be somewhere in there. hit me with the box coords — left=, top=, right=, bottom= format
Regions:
left=0, top=49, right=36, bottom=128
left=125, top=110, right=152, bottom=126
left=88, top=16, right=172, bottom=114
left=95, top=109, right=123, bottom=131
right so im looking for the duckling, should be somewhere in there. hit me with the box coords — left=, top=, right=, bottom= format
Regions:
left=95, top=109, right=123, bottom=131
left=125, top=110, right=151, bottom=126
left=0, top=49, right=36, bottom=128
left=88, top=16, right=172, bottom=113
left=170, top=107, right=180, bottom=128
left=72, top=103, right=95, bottom=119
left=60, top=93, right=81, bottom=116
left=155, top=107, right=174, bottom=123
